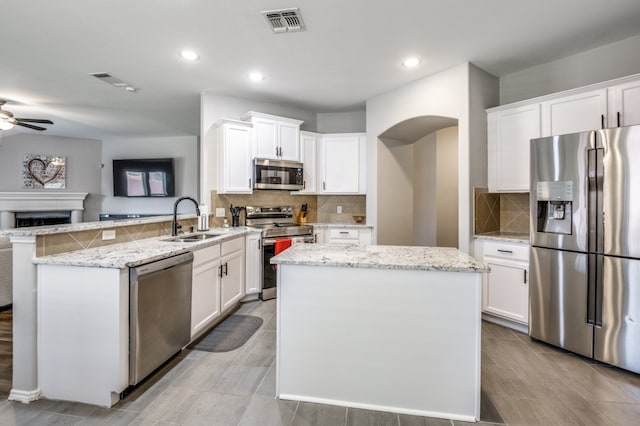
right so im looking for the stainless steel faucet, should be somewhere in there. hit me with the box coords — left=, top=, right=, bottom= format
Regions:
left=172, top=196, right=200, bottom=236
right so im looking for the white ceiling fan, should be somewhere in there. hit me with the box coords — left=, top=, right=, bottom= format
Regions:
left=0, top=100, right=53, bottom=131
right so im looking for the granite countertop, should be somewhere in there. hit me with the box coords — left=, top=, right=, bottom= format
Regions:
left=271, top=243, right=489, bottom=273
left=33, top=227, right=260, bottom=269
left=474, top=232, right=530, bottom=243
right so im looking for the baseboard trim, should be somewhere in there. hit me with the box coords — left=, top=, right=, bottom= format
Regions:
left=482, top=313, right=528, bottom=334
left=8, top=388, right=41, bottom=404
left=277, top=393, right=478, bottom=423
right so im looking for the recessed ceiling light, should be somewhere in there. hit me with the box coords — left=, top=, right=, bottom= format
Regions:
left=249, top=72, right=265, bottom=82
left=180, top=50, right=199, bottom=61
left=402, top=57, right=421, bottom=68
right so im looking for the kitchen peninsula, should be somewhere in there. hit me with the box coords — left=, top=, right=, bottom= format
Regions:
left=271, top=243, right=488, bottom=422
left=1, top=216, right=258, bottom=406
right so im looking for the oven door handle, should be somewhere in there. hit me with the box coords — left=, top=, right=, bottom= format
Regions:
left=263, top=238, right=277, bottom=246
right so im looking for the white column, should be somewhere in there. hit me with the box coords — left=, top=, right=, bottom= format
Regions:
left=8, top=235, right=41, bottom=403
left=70, top=209, right=83, bottom=224
left=0, top=211, right=15, bottom=230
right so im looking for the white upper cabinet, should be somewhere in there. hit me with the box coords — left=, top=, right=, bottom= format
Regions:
left=318, top=133, right=366, bottom=194
left=297, top=131, right=318, bottom=193
left=541, top=88, right=607, bottom=136
left=608, top=79, right=640, bottom=127
left=488, top=104, right=541, bottom=192
left=216, top=119, right=253, bottom=194
left=488, top=74, right=640, bottom=195
left=242, top=111, right=303, bottom=161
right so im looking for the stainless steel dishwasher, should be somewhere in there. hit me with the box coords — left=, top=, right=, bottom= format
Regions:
left=129, top=252, right=193, bottom=385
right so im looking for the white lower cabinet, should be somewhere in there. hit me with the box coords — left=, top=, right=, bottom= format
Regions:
left=480, top=240, right=529, bottom=329
left=320, top=226, right=372, bottom=245
left=191, top=236, right=245, bottom=338
left=220, top=237, right=245, bottom=311
left=191, top=243, right=222, bottom=337
left=245, top=233, right=262, bottom=296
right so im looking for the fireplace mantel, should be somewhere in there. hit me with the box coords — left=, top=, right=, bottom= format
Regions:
left=0, top=191, right=88, bottom=229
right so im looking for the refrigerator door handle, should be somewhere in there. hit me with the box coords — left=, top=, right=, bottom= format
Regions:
left=595, top=255, right=603, bottom=327
left=587, top=254, right=597, bottom=325
left=587, top=147, right=605, bottom=254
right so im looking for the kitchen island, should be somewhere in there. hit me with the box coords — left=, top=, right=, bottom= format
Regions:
left=271, top=243, right=488, bottom=422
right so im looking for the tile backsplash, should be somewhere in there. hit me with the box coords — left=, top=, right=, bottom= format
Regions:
left=474, top=188, right=530, bottom=234
left=209, top=191, right=366, bottom=226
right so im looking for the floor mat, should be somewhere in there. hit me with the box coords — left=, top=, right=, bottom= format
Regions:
left=190, top=314, right=263, bottom=352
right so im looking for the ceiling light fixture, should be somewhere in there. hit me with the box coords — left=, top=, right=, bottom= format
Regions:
left=402, top=57, right=421, bottom=68
left=0, top=119, right=14, bottom=131
left=180, top=50, right=199, bottom=61
left=249, top=72, right=265, bottom=82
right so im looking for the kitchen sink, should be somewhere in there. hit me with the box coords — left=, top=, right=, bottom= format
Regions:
left=164, top=233, right=223, bottom=243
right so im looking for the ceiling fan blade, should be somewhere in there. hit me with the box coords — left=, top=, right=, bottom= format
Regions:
left=16, top=118, right=54, bottom=124
left=16, top=122, right=47, bottom=131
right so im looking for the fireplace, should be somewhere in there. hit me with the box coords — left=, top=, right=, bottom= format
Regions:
left=0, top=192, right=88, bottom=229
left=15, top=211, right=72, bottom=228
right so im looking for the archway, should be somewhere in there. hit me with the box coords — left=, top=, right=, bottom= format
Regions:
left=377, top=115, right=459, bottom=247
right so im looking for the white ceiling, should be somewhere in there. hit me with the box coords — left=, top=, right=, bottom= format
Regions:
left=2, top=0, right=640, bottom=140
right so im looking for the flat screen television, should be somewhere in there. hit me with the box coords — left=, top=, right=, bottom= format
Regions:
left=113, top=158, right=175, bottom=197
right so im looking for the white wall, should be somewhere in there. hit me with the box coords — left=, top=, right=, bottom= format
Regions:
left=411, top=127, right=459, bottom=247
left=376, top=138, right=414, bottom=245
left=317, top=110, right=366, bottom=133
left=101, top=135, right=198, bottom=215
left=367, top=63, right=498, bottom=252
left=413, top=132, right=437, bottom=245
left=367, top=63, right=470, bottom=251
left=435, top=127, right=459, bottom=247
left=0, top=133, right=102, bottom=221
left=500, top=34, right=640, bottom=105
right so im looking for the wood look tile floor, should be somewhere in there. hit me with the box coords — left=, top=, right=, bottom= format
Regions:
left=1, top=300, right=640, bottom=425
left=0, top=308, right=12, bottom=400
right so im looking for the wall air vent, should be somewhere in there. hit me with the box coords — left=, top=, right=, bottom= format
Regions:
left=262, top=8, right=305, bottom=33
left=90, top=72, right=138, bottom=92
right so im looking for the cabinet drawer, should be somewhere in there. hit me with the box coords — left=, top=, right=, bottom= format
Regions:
left=483, top=241, right=529, bottom=261
left=221, top=237, right=244, bottom=256
left=329, top=229, right=358, bottom=240
left=193, top=244, right=220, bottom=267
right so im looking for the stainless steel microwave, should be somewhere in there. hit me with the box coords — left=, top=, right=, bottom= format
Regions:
left=253, top=158, right=304, bottom=190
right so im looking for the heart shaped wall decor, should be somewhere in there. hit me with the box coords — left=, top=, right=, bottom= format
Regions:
left=26, top=157, right=64, bottom=186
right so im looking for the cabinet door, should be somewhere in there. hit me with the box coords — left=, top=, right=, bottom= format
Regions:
left=541, top=89, right=607, bottom=136
left=220, top=123, right=253, bottom=193
left=278, top=121, right=300, bottom=161
left=298, top=132, right=317, bottom=193
left=320, top=135, right=361, bottom=193
left=488, top=104, right=541, bottom=192
left=483, top=258, right=529, bottom=324
left=253, top=118, right=279, bottom=159
left=221, top=250, right=245, bottom=312
left=245, top=234, right=262, bottom=295
left=191, top=244, right=221, bottom=337
left=609, top=80, right=640, bottom=127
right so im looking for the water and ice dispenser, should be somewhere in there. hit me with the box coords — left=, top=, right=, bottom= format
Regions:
left=536, top=181, right=573, bottom=235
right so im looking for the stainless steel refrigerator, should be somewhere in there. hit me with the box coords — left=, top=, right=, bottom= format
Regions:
left=530, top=125, right=640, bottom=374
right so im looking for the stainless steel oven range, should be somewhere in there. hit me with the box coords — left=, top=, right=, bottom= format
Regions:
left=245, top=205, right=314, bottom=300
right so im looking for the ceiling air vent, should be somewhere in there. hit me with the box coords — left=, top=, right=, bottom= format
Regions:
left=262, top=8, right=305, bottom=33
left=90, top=72, right=137, bottom=92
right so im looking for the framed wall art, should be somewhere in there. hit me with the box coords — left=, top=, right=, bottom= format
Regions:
left=23, top=154, right=66, bottom=189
